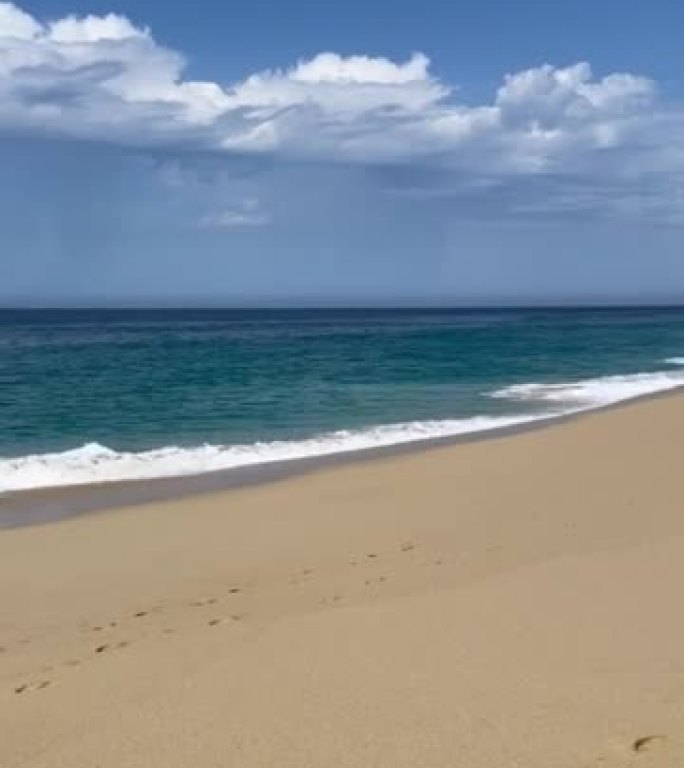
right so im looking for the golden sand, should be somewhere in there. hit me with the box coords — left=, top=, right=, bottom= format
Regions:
left=1, top=394, right=683, bottom=767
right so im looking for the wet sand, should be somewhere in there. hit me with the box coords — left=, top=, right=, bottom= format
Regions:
left=1, top=393, right=683, bottom=767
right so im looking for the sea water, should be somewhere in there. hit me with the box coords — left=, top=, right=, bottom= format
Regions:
left=1, top=307, right=683, bottom=493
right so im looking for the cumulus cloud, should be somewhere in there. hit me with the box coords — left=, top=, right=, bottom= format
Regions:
left=1, top=1, right=683, bottom=220
left=0, top=2, right=230, bottom=145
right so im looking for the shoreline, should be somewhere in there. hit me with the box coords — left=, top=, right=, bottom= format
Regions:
left=1, top=390, right=683, bottom=767
left=2, top=385, right=682, bottom=530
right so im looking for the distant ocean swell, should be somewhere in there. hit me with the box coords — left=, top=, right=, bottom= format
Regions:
left=1, top=366, right=682, bottom=494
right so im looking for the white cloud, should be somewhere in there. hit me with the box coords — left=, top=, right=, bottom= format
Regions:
left=290, top=52, right=431, bottom=84
left=1, top=1, right=683, bottom=221
left=0, top=2, right=38, bottom=37
left=0, top=2, right=230, bottom=144
left=48, top=13, right=145, bottom=43
left=221, top=52, right=446, bottom=122
left=200, top=198, right=269, bottom=229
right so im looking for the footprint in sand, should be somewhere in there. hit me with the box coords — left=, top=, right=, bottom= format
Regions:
left=208, top=614, right=243, bottom=627
left=190, top=597, right=218, bottom=607
left=594, top=734, right=671, bottom=764
left=93, top=621, right=118, bottom=631
left=320, top=594, right=344, bottom=607
left=95, top=640, right=130, bottom=654
left=400, top=541, right=416, bottom=552
left=14, top=680, right=52, bottom=695
left=289, top=569, right=313, bottom=585
left=633, top=735, right=667, bottom=754
left=364, top=576, right=388, bottom=586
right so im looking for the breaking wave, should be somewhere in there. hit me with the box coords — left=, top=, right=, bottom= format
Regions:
left=2, top=368, right=683, bottom=494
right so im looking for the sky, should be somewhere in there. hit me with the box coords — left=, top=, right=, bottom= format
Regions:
left=0, top=0, right=683, bottom=305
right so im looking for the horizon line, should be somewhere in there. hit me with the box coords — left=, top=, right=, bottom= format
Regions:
left=1, top=303, right=683, bottom=312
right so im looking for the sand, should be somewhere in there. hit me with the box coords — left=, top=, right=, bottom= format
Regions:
left=1, top=394, right=683, bottom=767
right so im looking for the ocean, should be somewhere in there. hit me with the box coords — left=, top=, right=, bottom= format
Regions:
left=1, top=307, right=683, bottom=494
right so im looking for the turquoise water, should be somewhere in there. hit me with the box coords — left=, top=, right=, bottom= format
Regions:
left=1, top=308, right=683, bottom=491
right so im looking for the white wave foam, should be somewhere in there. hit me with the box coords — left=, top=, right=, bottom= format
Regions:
left=491, top=370, right=684, bottom=408
left=0, top=413, right=552, bottom=494
left=2, top=368, right=682, bottom=494
left=664, top=357, right=684, bottom=366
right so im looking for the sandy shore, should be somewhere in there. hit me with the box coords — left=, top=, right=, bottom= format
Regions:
left=1, top=394, right=683, bottom=767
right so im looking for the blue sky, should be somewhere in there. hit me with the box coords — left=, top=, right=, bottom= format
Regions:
left=1, top=0, right=683, bottom=305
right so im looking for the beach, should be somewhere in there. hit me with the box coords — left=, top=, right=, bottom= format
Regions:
left=1, top=392, right=683, bottom=767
